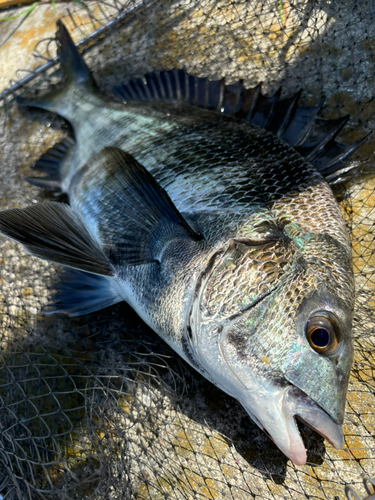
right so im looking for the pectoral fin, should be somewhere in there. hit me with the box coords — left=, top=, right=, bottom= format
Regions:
left=0, top=202, right=113, bottom=276
left=88, top=148, right=204, bottom=265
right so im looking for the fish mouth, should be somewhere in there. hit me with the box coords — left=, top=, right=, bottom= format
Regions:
left=281, top=385, right=344, bottom=465
left=242, top=384, right=344, bottom=465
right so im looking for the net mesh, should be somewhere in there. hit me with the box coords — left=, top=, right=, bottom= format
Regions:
left=0, top=1, right=375, bottom=498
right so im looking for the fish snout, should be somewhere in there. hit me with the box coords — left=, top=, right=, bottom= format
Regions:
left=242, top=383, right=344, bottom=466
left=282, top=385, right=344, bottom=451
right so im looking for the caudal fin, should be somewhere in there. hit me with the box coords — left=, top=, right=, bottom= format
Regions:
left=18, top=20, right=97, bottom=116
left=55, top=20, right=94, bottom=86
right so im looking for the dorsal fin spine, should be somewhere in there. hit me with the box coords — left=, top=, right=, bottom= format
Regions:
left=296, top=97, right=324, bottom=147
left=246, top=84, right=261, bottom=121
left=204, top=79, right=210, bottom=108
left=141, top=77, right=153, bottom=100
left=174, top=70, right=182, bottom=101
left=275, top=89, right=302, bottom=137
left=216, top=79, right=225, bottom=112
left=112, top=69, right=370, bottom=185
left=302, top=115, right=350, bottom=161
left=233, top=80, right=244, bottom=115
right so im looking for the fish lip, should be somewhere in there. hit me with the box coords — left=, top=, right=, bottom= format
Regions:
left=215, top=290, right=344, bottom=465
left=240, top=384, right=344, bottom=466
left=282, top=385, right=344, bottom=460
left=294, top=414, right=341, bottom=449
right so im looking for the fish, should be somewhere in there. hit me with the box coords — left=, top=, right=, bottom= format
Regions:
left=0, top=20, right=367, bottom=465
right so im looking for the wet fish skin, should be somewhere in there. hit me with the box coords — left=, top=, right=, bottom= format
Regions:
left=1, top=21, right=356, bottom=465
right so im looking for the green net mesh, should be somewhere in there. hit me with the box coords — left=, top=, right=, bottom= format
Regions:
left=1, top=1, right=375, bottom=498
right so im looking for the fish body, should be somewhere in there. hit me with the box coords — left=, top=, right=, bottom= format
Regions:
left=0, top=21, right=360, bottom=465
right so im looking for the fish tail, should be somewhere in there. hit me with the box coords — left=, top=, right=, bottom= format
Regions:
left=55, top=19, right=93, bottom=85
left=18, top=20, right=97, bottom=118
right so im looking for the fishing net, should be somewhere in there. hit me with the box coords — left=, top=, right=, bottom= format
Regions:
left=0, top=0, right=375, bottom=498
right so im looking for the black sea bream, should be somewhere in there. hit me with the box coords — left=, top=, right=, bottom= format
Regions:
left=0, top=20, right=368, bottom=465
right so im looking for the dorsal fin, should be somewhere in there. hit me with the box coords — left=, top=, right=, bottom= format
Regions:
left=113, top=69, right=371, bottom=185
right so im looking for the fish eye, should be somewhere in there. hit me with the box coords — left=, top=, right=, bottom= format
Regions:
left=306, top=313, right=339, bottom=355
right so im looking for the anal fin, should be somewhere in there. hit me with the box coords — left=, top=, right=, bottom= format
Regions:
left=45, top=269, right=122, bottom=316
left=26, top=136, right=75, bottom=192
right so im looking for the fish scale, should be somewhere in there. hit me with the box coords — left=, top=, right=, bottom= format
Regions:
left=202, top=240, right=294, bottom=318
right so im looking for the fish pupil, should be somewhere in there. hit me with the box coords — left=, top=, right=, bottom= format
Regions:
left=311, top=328, right=329, bottom=347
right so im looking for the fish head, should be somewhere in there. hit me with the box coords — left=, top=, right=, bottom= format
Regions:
left=189, top=224, right=354, bottom=465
